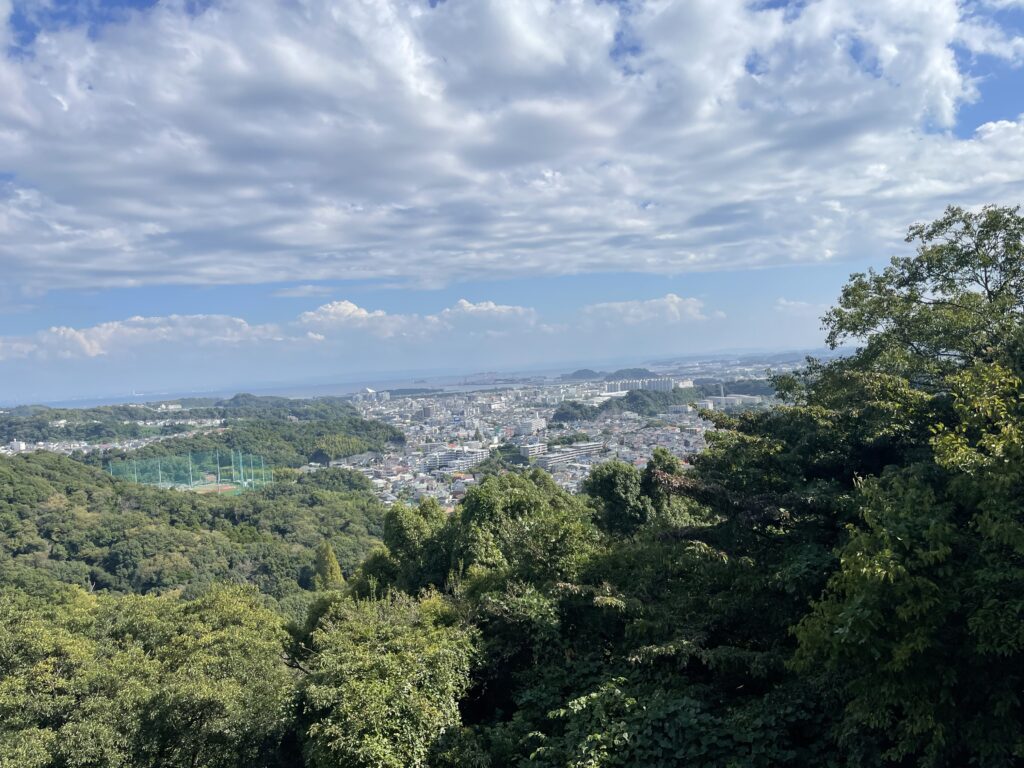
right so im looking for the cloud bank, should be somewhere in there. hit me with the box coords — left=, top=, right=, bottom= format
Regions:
left=1, top=0, right=1023, bottom=295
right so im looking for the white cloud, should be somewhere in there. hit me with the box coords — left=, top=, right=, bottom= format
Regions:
left=0, top=297, right=548, bottom=362
left=438, top=299, right=537, bottom=324
left=297, top=297, right=538, bottom=339
left=0, top=292, right=720, bottom=364
left=582, top=293, right=708, bottom=325
left=0, top=314, right=281, bottom=361
left=298, top=300, right=406, bottom=337
left=0, top=0, right=1023, bottom=294
left=0, top=337, right=35, bottom=360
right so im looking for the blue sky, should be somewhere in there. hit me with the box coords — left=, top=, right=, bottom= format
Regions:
left=1, top=0, right=1024, bottom=403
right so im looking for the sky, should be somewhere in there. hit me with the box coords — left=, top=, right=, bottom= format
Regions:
left=1, top=0, right=1024, bottom=404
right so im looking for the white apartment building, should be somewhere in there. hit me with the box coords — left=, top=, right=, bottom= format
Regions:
left=519, top=443, right=548, bottom=459
left=604, top=377, right=677, bottom=393
left=515, top=418, right=547, bottom=435
left=537, top=441, right=605, bottom=470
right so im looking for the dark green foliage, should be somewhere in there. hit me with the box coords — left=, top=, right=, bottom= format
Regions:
left=695, top=378, right=776, bottom=397
left=0, top=452, right=385, bottom=597
left=110, top=414, right=401, bottom=469
left=550, top=400, right=598, bottom=423
left=471, top=446, right=527, bottom=478
left=793, top=362, right=1024, bottom=766
left=547, top=432, right=592, bottom=448
left=581, top=460, right=652, bottom=536
left=640, top=447, right=683, bottom=515
left=354, top=471, right=600, bottom=598
left=0, top=403, right=188, bottom=443
left=2, top=395, right=404, bottom=457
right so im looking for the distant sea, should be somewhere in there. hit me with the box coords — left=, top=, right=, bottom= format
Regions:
left=24, top=347, right=841, bottom=409
left=34, top=369, right=566, bottom=409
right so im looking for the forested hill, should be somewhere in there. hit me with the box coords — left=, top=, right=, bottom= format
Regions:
left=0, top=452, right=384, bottom=609
left=3, top=206, right=1024, bottom=767
left=102, top=414, right=403, bottom=468
left=22, top=394, right=409, bottom=468
left=1, top=395, right=404, bottom=465
left=551, top=386, right=698, bottom=422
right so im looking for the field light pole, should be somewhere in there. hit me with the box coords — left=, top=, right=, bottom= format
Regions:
left=216, top=450, right=221, bottom=485
left=188, top=453, right=194, bottom=489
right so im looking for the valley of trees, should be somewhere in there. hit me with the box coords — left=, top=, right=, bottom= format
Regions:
left=2, top=205, right=1024, bottom=766
left=0, top=456, right=384, bottom=613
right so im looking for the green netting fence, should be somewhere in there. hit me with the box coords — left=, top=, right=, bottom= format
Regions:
left=108, top=451, right=273, bottom=492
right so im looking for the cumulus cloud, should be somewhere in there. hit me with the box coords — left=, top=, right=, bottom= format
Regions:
left=1, top=0, right=1023, bottom=294
left=297, top=297, right=538, bottom=339
left=439, top=299, right=536, bottom=321
left=0, top=314, right=281, bottom=361
left=583, top=293, right=709, bottom=325
left=298, top=300, right=406, bottom=336
left=0, top=292, right=713, bottom=364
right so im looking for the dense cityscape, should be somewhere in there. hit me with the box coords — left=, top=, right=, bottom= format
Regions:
left=337, top=376, right=762, bottom=505
left=0, top=352, right=802, bottom=506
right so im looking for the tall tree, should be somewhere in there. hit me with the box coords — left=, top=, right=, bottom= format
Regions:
left=825, top=204, right=1024, bottom=386
left=313, top=541, right=344, bottom=591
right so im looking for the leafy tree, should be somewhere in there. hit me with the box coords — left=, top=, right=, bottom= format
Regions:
left=640, top=447, right=684, bottom=516
left=0, top=585, right=296, bottom=768
left=793, top=362, right=1024, bottom=766
left=582, top=461, right=652, bottom=537
left=552, top=389, right=696, bottom=423
left=300, top=593, right=475, bottom=768
left=550, top=401, right=598, bottom=424
left=825, top=204, right=1024, bottom=386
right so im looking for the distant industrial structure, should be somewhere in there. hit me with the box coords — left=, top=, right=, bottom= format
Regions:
left=107, top=451, right=273, bottom=493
